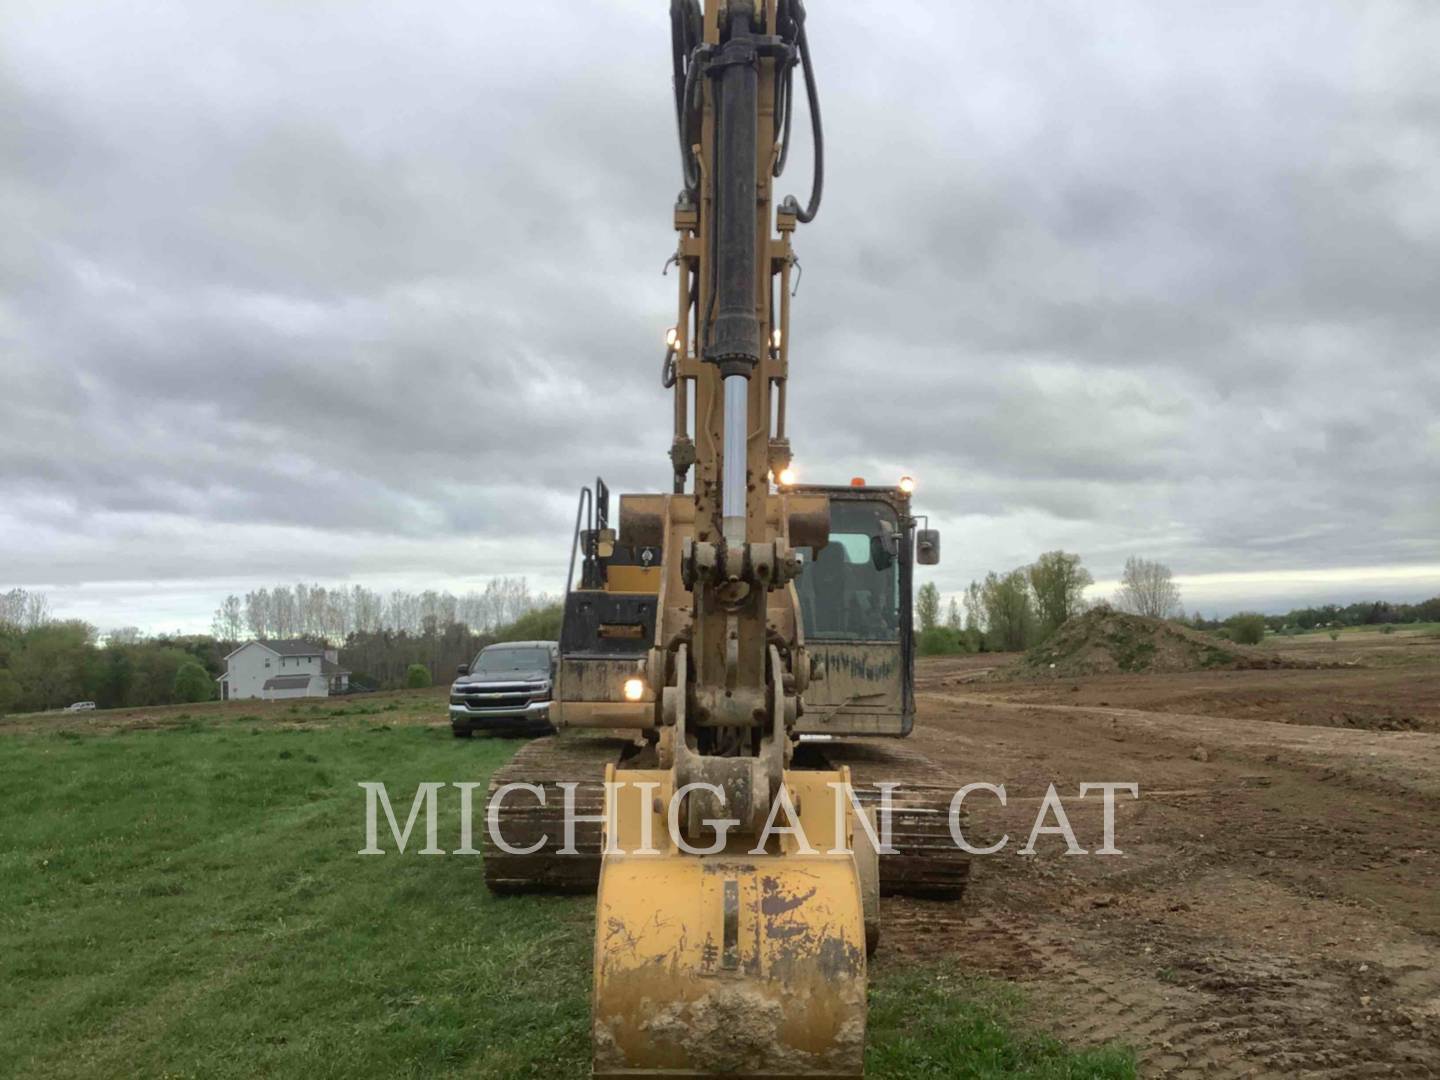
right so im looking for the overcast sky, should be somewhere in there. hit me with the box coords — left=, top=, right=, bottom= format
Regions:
left=2, top=1, right=1437, bottom=634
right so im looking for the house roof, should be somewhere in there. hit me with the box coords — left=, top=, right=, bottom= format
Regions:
left=263, top=675, right=315, bottom=691
left=260, top=639, right=324, bottom=657
left=223, top=638, right=328, bottom=661
left=321, top=658, right=350, bottom=675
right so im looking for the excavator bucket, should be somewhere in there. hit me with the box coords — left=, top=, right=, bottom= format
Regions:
left=591, top=768, right=868, bottom=1078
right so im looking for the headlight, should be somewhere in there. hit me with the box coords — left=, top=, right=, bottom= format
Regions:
left=622, top=677, right=645, bottom=702
left=898, top=475, right=915, bottom=494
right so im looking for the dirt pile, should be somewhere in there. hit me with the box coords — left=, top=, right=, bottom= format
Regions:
left=1004, top=607, right=1293, bottom=678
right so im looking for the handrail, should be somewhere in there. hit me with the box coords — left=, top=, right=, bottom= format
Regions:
left=563, top=484, right=594, bottom=607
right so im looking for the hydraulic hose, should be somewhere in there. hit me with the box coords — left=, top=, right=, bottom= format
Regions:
left=786, top=0, right=824, bottom=223
left=671, top=0, right=702, bottom=193
left=773, top=34, right=794, bottom=177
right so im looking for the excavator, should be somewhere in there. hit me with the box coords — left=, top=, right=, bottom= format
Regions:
left=482, top=2, right=966, bottom=1074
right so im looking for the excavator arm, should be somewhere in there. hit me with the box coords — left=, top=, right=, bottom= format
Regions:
left=496, top=3, right=951, bottom=1075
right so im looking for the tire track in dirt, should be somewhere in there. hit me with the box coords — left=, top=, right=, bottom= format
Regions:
left=880, top=902, right=1255, bottom=1078
left=880, top=900, right=1439, bottom=1078
left=925, top=691, right=1440, bottom=802
left=880, top=673, right=1440, bottom=1077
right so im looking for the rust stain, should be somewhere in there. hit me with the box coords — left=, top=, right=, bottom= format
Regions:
left=759, top=875, right=817, bottom=916
left=604, top=916, right=637, bottom=951
left=817, top=933, right=864, bottom=980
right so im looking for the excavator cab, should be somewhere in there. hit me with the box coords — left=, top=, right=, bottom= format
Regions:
left=794, top=486, right=938, bottom=743
left=792, top=484, right=933, bottom=737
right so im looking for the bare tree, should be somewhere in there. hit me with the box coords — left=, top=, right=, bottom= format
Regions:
left=1116, top=556, right=1181, bottom=619
left=0, top=588, right=53, bottom=630
left=212, top=595, right=245, bottom=642
left=352, top=585, right=384, bottom=633
left=324, top=587, right=352, bottom=643
left=0, top=588, right=28, bottom=629
left=962, top=581, right=984, bottom=632
left=270, top=586, right=296, bottom=638
left=24, top=591, right=51, bottom=629
left=245, top=589, right=270, bottom=638
left=216, top=579, right=555, bottom=645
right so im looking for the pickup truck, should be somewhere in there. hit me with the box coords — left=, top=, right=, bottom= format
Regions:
left=449, top=640, right=558, bottom=738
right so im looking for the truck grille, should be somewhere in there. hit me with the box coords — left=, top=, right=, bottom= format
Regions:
left=451, top=681, right=547, bottom=711
left=465, top=693, right=530, bottom=709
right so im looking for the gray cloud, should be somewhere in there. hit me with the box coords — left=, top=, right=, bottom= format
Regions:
left=1, top=0, right=1438, bottom=630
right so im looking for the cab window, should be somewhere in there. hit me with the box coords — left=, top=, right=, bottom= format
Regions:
left=795, top=500, right=901, bottom=642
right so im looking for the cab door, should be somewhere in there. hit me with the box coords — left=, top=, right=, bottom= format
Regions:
left=795, top=496, right=914, bottom=737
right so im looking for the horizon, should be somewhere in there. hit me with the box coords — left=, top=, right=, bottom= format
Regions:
left=14, top=562, right=1440, bottom=639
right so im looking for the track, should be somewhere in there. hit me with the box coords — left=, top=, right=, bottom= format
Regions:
left=799, top=739, right=970, bottom=898
left=482, top=734, right=628, bottom=893
left=483, top=733, right=970, bottom=899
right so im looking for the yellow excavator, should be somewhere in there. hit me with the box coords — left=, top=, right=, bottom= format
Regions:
left=483, top=2, right=963, bottom=1074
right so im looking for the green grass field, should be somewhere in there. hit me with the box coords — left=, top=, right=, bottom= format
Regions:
left=1266, top=621, right=1440, bottom=639
left=1, top=705, right=1132, bottom=1079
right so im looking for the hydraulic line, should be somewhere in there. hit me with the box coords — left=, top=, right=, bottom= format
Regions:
left=783, top=0, right=824, bottom=223
left=671, top=0, right=702, bottom=192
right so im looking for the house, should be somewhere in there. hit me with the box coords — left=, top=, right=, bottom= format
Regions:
left=218, top=639, right=350, bottom=701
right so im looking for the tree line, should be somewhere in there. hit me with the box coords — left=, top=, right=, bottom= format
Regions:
left=917, top=554, right=1440, bottom=657
left=0, top=610, right=225, bottom=715
left=1186, top=596, right=1440, bottom=633
left=0, top=585, right=560, bottom=715
left=211, top=578, right=552, bottom=643
left=340, top=602, right=561, bottom=691
left=915, top=553, right=1180, bottom=654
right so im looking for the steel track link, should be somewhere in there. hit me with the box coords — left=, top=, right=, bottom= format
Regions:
left=482, top=735, right=970, bottom=900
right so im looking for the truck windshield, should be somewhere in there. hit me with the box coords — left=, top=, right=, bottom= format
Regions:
left=795, top=499, right=901, bottom=642
left=473, top=647, right=551, bottom=674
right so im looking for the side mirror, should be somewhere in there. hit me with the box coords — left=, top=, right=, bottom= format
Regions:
left=916, top=529, right=941, bottom=565
left=456, top=664, right=469, bottom=676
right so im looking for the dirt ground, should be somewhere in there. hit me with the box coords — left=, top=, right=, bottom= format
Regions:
left=878, top=631, right=1440, bottom=1077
